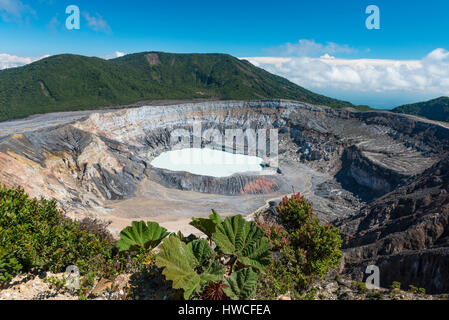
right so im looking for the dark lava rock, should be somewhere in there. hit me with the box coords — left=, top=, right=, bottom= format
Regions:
left=337, top=158, right=449, bottom=293
left=147, top=167, right=281, bottom=195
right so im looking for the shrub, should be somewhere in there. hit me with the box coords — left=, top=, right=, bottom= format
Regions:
left=367, top=291, right=384, bottom=300
left=0, top=187, right=118, bottom=286
left=390, top=281, right=401, bottom=291
left=353, top=281, right=367, bottom=293
left=408, top=285, right=418, bottom=294
left=408, top=285, right=426, bottom=295
left=78, top=218, right=115, bottom=243
left=255, top=193, right=342, bottom=298
left=151, top=212, right=272, bottom=300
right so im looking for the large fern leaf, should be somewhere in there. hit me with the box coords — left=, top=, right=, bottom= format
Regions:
left=212, top=215, right=272, bottom=272
left=223, top=268, right=259, bottom=300
left=156, top=237, right=224, bottom=299
left=116, top=221, right=170, bottom=252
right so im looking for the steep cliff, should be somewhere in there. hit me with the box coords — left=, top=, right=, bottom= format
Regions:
left=338, top=159, right=449, bottom=293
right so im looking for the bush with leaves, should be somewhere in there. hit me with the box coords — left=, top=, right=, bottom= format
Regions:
left=0, top=187, right=119, bottom=286
left=153, top=212, right=272, bottom=300
left=255, top=193, right=342, bottom=298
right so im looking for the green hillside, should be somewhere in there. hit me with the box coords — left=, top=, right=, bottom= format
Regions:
left=0, top=52, right=354, bottom=122
left=392, top=96, right=449, bottom=122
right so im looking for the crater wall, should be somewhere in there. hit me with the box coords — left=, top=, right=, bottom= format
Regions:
left=2, top=99, right=449, bottom=291
left=0, top=99, right=447, bottom=218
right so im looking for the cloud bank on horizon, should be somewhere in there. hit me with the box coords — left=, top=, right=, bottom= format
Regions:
left=243, top=40, right=449, bottom=109
left=0, top=51, right=127, bottom=69
left=0, top=53, right=49, bottom=69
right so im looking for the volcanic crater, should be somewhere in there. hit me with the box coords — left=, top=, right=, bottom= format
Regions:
left=1, top=99, right=449, bottom=292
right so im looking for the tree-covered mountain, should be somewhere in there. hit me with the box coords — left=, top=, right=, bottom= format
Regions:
left=0, top=52, right=354, bottom=122
left=393, top=97, right=449, bottom=122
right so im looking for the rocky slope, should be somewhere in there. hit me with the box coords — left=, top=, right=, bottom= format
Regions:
left=2, top=271, right=445, bottom=301
left=1, top=99, right=449, bottom=293
left=337, top=158, right=449, bottom=293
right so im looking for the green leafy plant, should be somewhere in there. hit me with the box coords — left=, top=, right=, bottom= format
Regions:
left=190, top=210, right=222, bottom=244
left=116, top=221, right=170, bottom=253
left=212, top=215, right=272, bottom=272
left=154, top=213, right=272, bottom=300
left=155, top=236, right=225, bottom=299
left=353, top=281, right=367, bottom=293
left=390, top=281, right=401, bottom=292
left=409, top=285, right=418, bottom=294
left=223, top=268, right=259, bottom=300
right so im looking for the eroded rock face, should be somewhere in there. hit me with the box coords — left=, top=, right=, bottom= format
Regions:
left=338, top=158, right=449, bottom=293
left=0, top=100, right=445, bottom=214
left=1, top=100, right=449, bottom=292
left=147, top=167, right=281, bottom=195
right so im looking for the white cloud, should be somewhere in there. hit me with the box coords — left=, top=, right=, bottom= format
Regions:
left=242, top=48, right=449, bottom=107
left=0, top=53, right=49, bottom=70
left=104, top=51, right=127, bottom=60
left=0, top=0, right=35, bottom=22
left=82, top=12, right=111, bottom=34
left=266, top=39, right=356, bottom=57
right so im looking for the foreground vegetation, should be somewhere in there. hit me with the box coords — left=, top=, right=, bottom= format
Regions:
left=254, top=193, right=342, bottom=299
left=0, top=187, right=343, bottom=300
left=0, top=52, right=355, bottom=122
left=0, top=187, right=129, bottom=294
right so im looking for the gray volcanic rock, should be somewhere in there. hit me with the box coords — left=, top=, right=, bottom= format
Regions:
left=147, top=167, right=281, bottom=195
left=0, top=99, right=446, bottom=215
left=338, top=158, right=449, bottom=293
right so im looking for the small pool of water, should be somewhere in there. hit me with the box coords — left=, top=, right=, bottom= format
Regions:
left=150, top=148, right=264, bottom=178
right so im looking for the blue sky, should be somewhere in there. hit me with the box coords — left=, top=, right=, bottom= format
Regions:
left=1, top=0, right=449, bottom=108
